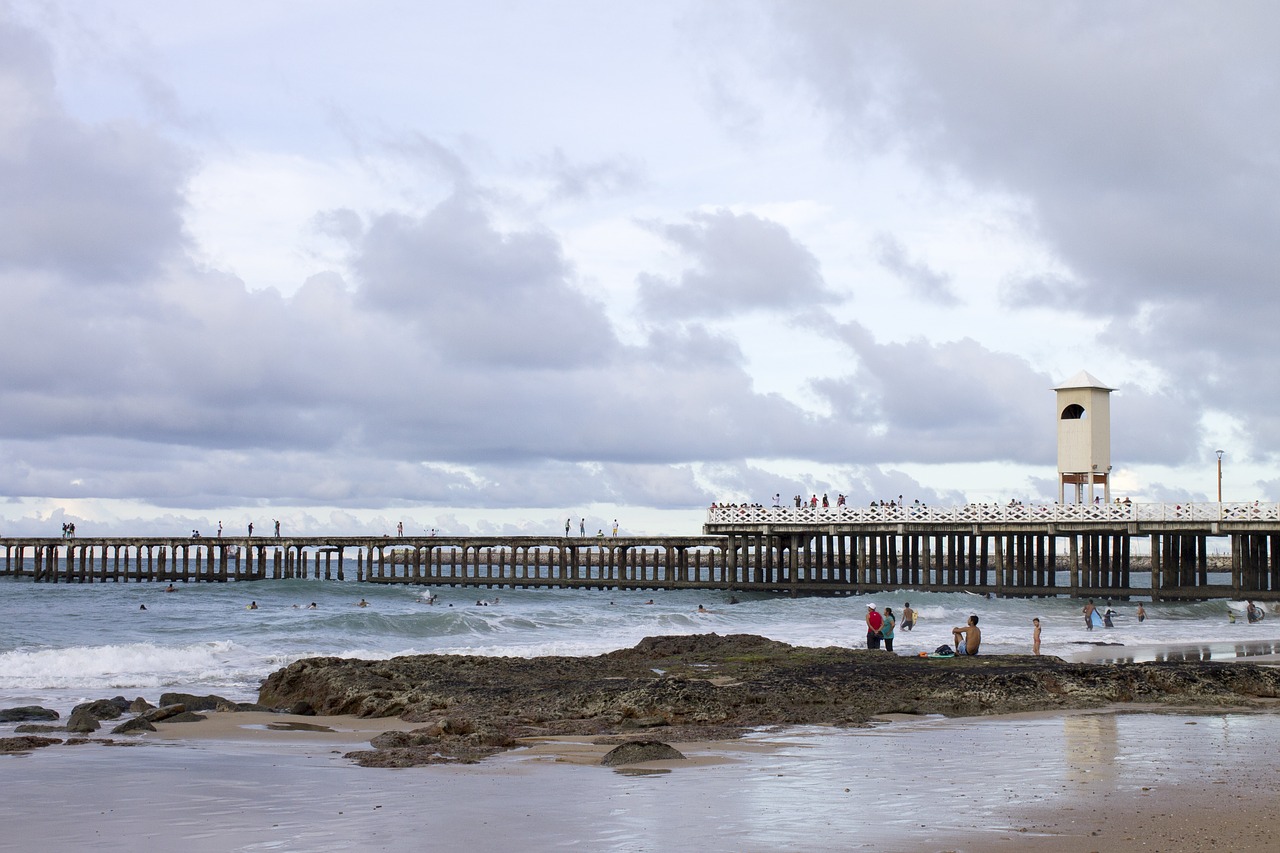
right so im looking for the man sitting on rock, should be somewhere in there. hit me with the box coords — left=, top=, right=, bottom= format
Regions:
left=952, top=615, right=981, bottom=656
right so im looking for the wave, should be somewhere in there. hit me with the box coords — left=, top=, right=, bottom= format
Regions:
left=0, top=641, right=250, bottom=691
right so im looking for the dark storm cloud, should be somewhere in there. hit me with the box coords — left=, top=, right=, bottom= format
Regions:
left=636, top=209, right=836, bottom=319
left=872, top=233, right=959, bottom=306
left=0, top=19, right=190, bottom=281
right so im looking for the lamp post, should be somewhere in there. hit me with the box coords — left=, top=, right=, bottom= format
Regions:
left=1216, top=449, right=1224, bottom=503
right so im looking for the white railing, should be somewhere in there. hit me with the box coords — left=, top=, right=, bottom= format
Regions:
left=705, top=502, right=1280, bottom=526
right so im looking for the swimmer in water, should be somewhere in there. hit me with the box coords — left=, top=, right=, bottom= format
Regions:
left=246, top=601, right=258, bottom=610
left=356, top=598, right=369, bottom=608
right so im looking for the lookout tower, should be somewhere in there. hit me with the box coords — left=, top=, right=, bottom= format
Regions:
left=1055, top=370, right=1114, bottom=504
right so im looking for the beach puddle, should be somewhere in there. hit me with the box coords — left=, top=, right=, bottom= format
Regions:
left=612, top=767, right=672, bottom=776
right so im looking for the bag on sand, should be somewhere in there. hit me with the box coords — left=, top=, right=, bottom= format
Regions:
left=934, top=644, right=955, bottom=656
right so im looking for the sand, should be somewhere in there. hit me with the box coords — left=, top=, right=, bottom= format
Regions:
left=3, top=703, right=1279, bottom=852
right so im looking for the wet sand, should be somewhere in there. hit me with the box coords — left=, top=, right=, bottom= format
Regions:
left=3, top=705, right=1279, bottom=852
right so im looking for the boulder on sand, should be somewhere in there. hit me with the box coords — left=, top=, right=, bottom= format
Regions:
left=0, top=706, right=60, bottom=723
left=600, top=741, right=686, bottom=766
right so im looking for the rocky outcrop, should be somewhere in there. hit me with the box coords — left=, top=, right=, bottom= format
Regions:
left=259, top=633, right=1280, bottom=768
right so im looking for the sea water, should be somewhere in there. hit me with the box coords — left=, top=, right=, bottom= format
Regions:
left=1, top=576, right=1277, bottom=717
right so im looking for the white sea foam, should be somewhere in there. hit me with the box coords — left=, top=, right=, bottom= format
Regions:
left=0, top=641, right=247, bottom=691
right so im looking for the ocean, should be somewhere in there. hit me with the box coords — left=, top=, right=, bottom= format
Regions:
left=2, top=576, right=1276, bottom=717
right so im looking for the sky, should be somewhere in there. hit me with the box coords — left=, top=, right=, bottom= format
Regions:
left=1, top=1, right=1278, bottom=537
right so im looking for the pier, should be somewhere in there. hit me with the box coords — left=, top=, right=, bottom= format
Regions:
left=2, top=502, right=1279, bottom=600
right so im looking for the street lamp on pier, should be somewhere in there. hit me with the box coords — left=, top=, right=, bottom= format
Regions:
left=1216, top=449, right=1224, bottom=502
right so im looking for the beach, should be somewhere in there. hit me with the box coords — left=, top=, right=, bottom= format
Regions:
left=3, top=704, right=1279, bottom=853
left=3, top=581, right=1280, bottom=851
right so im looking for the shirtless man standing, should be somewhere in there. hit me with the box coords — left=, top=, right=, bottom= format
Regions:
left=1082, top=599, right=1096, bottom=631
left=952, top=615, right=981, bottom=656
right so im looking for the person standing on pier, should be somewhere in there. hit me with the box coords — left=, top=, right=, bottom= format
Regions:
left=274, top=519, right=281, bottom=537
left=565, top=518, right=571, bottom=536
left=580, top=518, right=585, bottom=537
left=612, top=520, right=619, bottom=536
left=248, top=522, right=254, bottom=536
left=217, top=521, right=222, bottom=537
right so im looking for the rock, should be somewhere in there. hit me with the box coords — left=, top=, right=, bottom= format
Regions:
left=70, top=698, right=129, bottom=721
left=600, top=741, right=686, bottom=766
left=223, top=702, right=270, bottom=712
left=158, top=693, right=230, bottom=712
left=142, top=704, right=187, bottom=722
left=0, top=706, right=59, bottom=723
left=287, top=701, right=316, bottom=716
left=66, top=708, right=101, bottom=733
left=128, top=697, right=155, bottom=714
left=112, top=717, right=158, bottom=734
left=161, top=712, right=208, bottom=723
left=255, top=633, right=1280, bottom=768
left=0, top=736, right=62, bottom=753
left=13, top=724, right=62, bottom=734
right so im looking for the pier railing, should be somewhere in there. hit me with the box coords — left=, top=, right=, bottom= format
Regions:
left=707, top=501, right=1280, bottom=526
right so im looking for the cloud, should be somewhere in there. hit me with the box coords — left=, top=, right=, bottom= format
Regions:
left=872, top=233, right=959, bottom=305
left=636, top=209, right=836, bottom=319
left=352, top=189, right=618, bottom=369
left=0, top=18, right=190, bottom=282
left=813, top=321, right=1058, bottom=463
left=536, top=147, right=644, bottom=200
left=768, top=1, right=1280, bottom=464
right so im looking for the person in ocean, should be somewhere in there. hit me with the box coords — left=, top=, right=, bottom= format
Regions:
left=865, top=603, right=883, bottom=649
left=1137, top=603, right=1147, bottom=622
left=1247, top=600, right=1263, bottom=623
left=902, top=601, right=915, bottom=631
left=880, top=606, right=896, bottom=652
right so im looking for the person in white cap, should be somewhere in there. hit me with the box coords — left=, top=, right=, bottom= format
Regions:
left=865, top=603, right=884, bottom=649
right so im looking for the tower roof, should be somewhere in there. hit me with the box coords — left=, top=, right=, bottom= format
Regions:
left=1053, top=370, right=1114, bottom=392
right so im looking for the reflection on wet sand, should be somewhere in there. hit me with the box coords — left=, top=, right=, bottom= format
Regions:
left=1091, top=639, right=1280, bottom=664
left=1063, top=713, right=1119, bottom=787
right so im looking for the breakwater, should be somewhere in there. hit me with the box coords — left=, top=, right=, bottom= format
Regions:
left=2, top=502, right=1278, bottom=599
